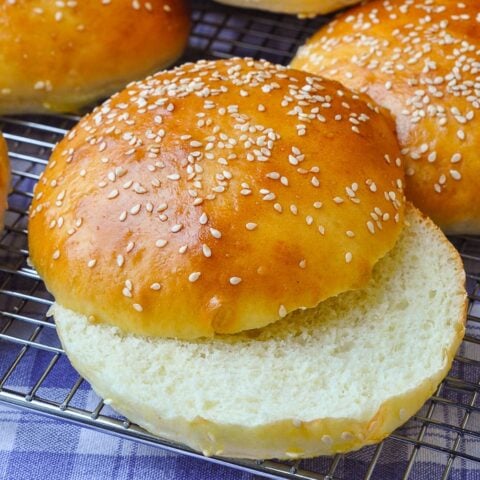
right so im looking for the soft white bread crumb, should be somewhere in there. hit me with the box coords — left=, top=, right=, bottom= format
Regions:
left=54, top=205, right=466, bottom=459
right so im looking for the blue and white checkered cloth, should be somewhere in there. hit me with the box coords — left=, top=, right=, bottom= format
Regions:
left=1, top=320, right=479, bottom=480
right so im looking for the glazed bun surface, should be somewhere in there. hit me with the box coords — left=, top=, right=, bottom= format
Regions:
left=0, top=133, right=9, bottom=227
left=29, top=58, right=405, bottom=340
left=0, top=0, right=190, bottom=114
left=213, top=0, right=361, bottom=15
left=292, top=0, right=480, bottom=234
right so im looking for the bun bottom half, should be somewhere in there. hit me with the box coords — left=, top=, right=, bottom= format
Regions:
left=53, top=205, right=466, bottom=459
left=214, top=0, right=361, bottom=15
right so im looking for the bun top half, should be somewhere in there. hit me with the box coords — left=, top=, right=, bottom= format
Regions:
left=29, top=58, right=405, bottom=339
left=0, top=0, right=190, bottom=114
left=292, top=0, right=480, bottom=234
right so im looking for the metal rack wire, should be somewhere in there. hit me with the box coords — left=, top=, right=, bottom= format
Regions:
left=0, top=1, right=479, bottom=479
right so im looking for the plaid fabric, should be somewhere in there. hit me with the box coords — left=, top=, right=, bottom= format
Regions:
left=0, top=404, right=253, bottom=480
left=0, top=322, right=479, bottom=479
left=1, top=400, right=479, bottom=480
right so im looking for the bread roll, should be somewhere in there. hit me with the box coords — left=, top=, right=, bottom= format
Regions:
left=53, top=205, right=467, bottom=459
left=29, top=58, right=405, bottom=340
left=0, top=0, right=190, bottom=114
left=291, top=0, right=480, bottom=234
left=0, top=133, right=9, bottom=227
left=213, top=0, right=361, bottom=15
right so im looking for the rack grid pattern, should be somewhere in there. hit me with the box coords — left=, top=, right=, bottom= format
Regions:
left=0, top=1, right=479, bottom=479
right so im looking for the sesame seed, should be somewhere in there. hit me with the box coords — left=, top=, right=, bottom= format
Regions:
left=321, top=435, right=333, bottom=446
left=210, top=228, right=222, bottom=239
left=345, top=252, right=353, bottom=264
left=229, top=277, right=242, bottom=285
left=150, top=283, right=162, bottom=291
left=130, top=204, right=141, bottom=215
left=202, top=244, right=212, bottom=258
left=117, top=255, right=124, bottom=267
left=451, top=153, right=462, bottom=164
left=263, top=192, right=275, bottom=201
left=266, top=172, right=280, bottom=180
left=246, top=222, right=257, bottom=231
left=279, top=305, right=287, bottom=318
left=450, top=169, right=462, bottom=181
left=311, top=176, right=320, bottom=187
left=273, top=203, right=283, bottom=213
left=107, top=189, right=119, bottom=199
left=133, top=304, right=143, bottom=312
left=156, top=239, right=168, bottom=248
left=188, top=272, right=201, bottom=283
left=199, top=213, right=208, bottom=225
left=52, top=250, right=60, bottom=260
left=170, top=224, right=183, bottom=233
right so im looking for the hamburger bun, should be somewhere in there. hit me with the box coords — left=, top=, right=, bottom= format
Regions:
left=291, top=0, right=480, bottom=234
left=53, top=205, right=467, bottom=459
left=213, top=0, right=361, bottom=15
left=0, top=0, right=190, bottom=114
left=29, top=58, right=405, bottom=340
left=0, top=133, right=9, bottom=227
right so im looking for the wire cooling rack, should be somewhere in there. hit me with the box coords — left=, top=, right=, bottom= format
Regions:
left=0, top=1, right=479, bottom=479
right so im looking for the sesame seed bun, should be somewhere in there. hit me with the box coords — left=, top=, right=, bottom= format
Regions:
left=0, top=0, right=190, bottom=114
left=291, top=0, right=480, bottom=234
left=29, top=58, right=405, bottom=340
left=213, top=0, right=361, bottom=15
left=0, top=133, right=9, bottom=228
left=53, top=205, right=467, bottom=459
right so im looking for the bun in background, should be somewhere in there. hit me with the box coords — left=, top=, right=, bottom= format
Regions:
left=292, top=0, right=480, bottom=234
left=0, top=0, right=190, bottom=114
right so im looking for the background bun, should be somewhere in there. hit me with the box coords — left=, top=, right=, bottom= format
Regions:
left=291, top=0, right=480, bottom=234
left=29, top=58, right=404, bottom=340
left=0, top=133, right=9, bottom=227
left=214, top=0, right=361, bottom=15
left=53, top=205, right=467, bottom=459
left=0, top=0, right=190, bottom=114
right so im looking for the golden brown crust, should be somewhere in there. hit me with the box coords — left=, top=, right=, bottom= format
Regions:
left=0, top=0, right=190, bottom=114
left=214, top=0, right=361, bottom=15
left=0, top=133, right=10, bottom=228
left=29, top=58, right=405, bottom=339
left=291, top=0, right=480, bottom=234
